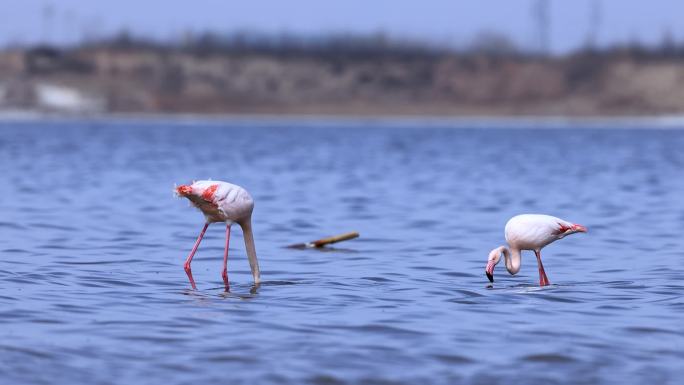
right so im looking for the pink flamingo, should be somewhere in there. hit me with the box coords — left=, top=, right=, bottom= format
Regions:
left=176, top=180, right=260, bottom=290
left=485, top=214, right=586, bottom=286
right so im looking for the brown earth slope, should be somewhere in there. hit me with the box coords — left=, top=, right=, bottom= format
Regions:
left=2, top=46, right=684, bottom=116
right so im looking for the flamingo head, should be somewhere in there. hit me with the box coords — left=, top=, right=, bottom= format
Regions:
left=485, top=246, right=504, bottom=283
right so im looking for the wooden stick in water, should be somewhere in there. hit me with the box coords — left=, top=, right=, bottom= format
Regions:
left=287, top=231, right=359, bottom=249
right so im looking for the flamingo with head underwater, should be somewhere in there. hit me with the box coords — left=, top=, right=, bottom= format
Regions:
left=176, top=180, right=260, bottom=290
left=485, top=214, right=587, bottom=286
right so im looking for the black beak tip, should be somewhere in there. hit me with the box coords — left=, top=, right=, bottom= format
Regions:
left=486, top=272, right=494, bottom=283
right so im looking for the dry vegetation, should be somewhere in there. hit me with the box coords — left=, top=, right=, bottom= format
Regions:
left=2, top=33, right=684, bottom=116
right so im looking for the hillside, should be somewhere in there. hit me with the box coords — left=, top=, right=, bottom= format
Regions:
left=2, top=42, right=684, bottom=116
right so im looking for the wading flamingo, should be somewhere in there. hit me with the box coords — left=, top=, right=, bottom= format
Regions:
left=176, top=180, right=260, bottom=290
left=485, top=214, right=586, bottom=286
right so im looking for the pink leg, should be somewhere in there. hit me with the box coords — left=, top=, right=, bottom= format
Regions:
left=222, top=224, right=231, bottom=292
left=184, top=223, right=209, bottom=290
left=534, top=250, right=551, bottom=286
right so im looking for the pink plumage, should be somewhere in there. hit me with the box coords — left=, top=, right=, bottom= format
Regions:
left=176, top=180, right=260, bottom=290
left=485, top=214, right=587, bottom=286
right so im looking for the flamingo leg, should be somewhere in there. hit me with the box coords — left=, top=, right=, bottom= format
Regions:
left=534, top=250, right=551, bottom=286
left=221, top=224, right=231, bottom=292
left=184, top=223, right=209, bottom=290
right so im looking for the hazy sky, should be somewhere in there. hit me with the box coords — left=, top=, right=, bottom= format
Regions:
left=1, top=0, right=682, bottom=53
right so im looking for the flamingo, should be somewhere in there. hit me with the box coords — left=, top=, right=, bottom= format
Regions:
left=485, top=214, right=586, bottom=286
left=175, top=180, right=260, bottom=290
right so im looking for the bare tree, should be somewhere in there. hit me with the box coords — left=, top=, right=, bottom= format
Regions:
left=585, top=0, right=602, bottom=50
left=531, top=0, right=550, bottom=55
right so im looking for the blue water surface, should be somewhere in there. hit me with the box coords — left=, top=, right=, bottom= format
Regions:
left=0, top=118, right=683, bottom=385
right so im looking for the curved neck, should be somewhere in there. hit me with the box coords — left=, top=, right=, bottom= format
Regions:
left=502, top=246, right=521, bottom=275
left=239, top=217, right=261, bottom=284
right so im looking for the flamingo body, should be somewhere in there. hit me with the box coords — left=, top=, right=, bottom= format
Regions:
left=486, top=214, right=587, bottom=286
left=504, top=214, right=577, bottom=250
left=176, top=180, right=261, bottom=290
left=178, top=180, right=254, bottom=224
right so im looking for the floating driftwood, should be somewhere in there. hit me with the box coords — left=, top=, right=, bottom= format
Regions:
left=287, top=231, right=359, bottom=249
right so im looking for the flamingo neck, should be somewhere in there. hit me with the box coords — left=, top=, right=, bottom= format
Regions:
left=502, top=246, right=521, bottom=275
left=239, top=217, right=261, bottom=284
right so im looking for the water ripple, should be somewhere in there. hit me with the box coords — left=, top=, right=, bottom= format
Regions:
left=1, top=121, right=684, bottom=385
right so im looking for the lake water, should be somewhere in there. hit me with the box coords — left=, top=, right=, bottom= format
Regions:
left=1, top=118, right=683, bottom=385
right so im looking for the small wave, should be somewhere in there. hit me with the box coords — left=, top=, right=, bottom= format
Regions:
left=521, top=353, right=577, bottom=363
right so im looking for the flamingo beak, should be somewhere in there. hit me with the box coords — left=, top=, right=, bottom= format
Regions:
left=485, top=260, right=495, bottom=283
left=573, top=224, right=587, bottom=233
left=176, top=185, right=193, bottom=197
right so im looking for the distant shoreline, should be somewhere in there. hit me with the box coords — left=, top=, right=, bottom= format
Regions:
left=5, top=44, right=684, bottom=120
left=2, top=110, right=684, bottom=129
